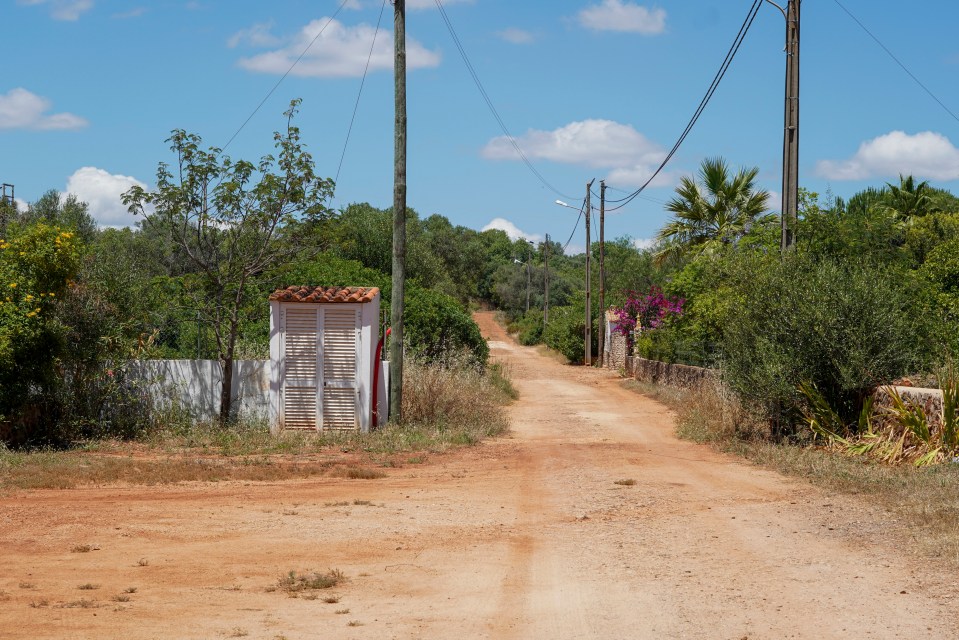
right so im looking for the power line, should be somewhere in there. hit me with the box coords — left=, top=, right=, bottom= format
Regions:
left=605, top=0, right=763, bottom=212
left=219, top=0, right=353, bottom=155
left=334, top=0, right=388, bottom=193
left=832, top=0, right=959, bottom=125
left=561, top=198, right=587, bottom=254
left=433, top=0, right=576, bottom=201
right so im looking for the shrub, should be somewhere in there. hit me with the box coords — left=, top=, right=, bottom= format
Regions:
left=721, top=252, right=935, bottom=433
left=403, top=286, right=489, bottom=366
left=508, top=309, right=543, bottom=346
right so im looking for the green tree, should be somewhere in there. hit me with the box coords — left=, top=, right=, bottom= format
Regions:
left=655, top=157, right=772, bottom=263
left=123, top=100, right=334, bottom=422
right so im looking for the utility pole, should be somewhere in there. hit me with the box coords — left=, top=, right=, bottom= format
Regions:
left=543, top=233, right=550, bottom=329
left=525, top=241, right=532, bottom=314
left=780, top=0, right=800, bottom=252
left=584, top=179, right=594, bottom=367
left=390, top=0, right=407, bottom=422
left=597, top=180, right=606, bottom=368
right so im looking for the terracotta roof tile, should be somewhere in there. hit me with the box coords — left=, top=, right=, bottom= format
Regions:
left=268, top=286, right=380, bottom=304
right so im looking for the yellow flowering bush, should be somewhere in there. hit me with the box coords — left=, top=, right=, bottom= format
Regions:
left=0, top=223, right=81, bottom=422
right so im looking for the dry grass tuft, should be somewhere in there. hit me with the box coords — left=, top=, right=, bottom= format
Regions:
left=111, top=594, right=131, bottom=603
left=613, top=479, right=636, bottom=486
left=276, top=569, right=345, bottom=593
left=77, top=583, right=99, bottom=590
left=323, top=595, right=341, bottom=604
left=70, top=544, right=94, bottom=553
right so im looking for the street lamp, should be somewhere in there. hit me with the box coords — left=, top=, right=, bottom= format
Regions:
left=513, top=240, right=534, bottom=313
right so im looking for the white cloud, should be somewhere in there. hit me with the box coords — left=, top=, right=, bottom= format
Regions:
left=343, top=0, right=363, bottom=9
left=65, top=167, right=148, bottom=228
left=228, top=21, right=281, bottom=48
left=482, top=218, right=542, bottom=243
left=815, top=131, right=959, bottom=181
left=14, top=198, right=29, bottom=212
left=19, top=0, right=93, bottom=21
left=496, top=28, right=535, bottom=44
left=577, top=0, right=666, bottom=34
left=632, top=237, right=656, bottom=250
left=236, top=18, right=441, bottom=78
left=483, top=119, right=664, bottom=169
left=0, top=88, right=88, bottom=131
left=606, top=164, right=675, bottom=188
left=112, top=7, right=145, bottom=19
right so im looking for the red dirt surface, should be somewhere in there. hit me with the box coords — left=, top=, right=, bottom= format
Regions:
left=0, top=311, right=957, bottom=639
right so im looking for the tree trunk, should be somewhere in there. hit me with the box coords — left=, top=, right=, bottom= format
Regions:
left=219, top=355, right=234, bottom=424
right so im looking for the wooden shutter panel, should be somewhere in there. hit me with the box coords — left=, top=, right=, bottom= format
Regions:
left=282, top=307, right=318, bottom=430
left=321, top=308, right=359, bottom=431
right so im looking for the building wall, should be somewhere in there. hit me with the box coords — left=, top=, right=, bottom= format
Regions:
left=127, top=359, right=272, bottom=421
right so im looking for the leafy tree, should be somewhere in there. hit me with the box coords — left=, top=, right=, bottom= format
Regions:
left=18, top=190, right=98, bottom=244
left=123, top=99, right=335, bottom=422
left=655, top=157, right=772, bottom=263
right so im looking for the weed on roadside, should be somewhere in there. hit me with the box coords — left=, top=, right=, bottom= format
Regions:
left=77, top=583, right=99, bottom=590
left=71, top=544, right=94, bottom=553
left=111, top=594, right=131, bottom=603
left=614, top=479, right=636, bottom=486
left=275, top=569, right=345, bottom=594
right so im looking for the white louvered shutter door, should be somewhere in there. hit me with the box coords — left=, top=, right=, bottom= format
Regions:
left=281, top=306, right=319, bottom=430
left=320, top=307, right=360, bottom=431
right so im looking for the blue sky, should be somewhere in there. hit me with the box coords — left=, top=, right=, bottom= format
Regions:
left=4, top=0, right=959, bottom=252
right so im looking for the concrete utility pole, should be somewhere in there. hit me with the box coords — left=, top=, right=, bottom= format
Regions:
left=543, top=233, right=550, bottom=330
left=597, top=181, right=606, bottom=368
left=390, top=0, right=407, bottom=422
left=779, top=0, right=800, bottom=252
left=584, top=179, right=594, bottom=367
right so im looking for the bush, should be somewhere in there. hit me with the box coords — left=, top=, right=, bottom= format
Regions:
left=721, top=252, right=935, bottom=433
left=508, top=309, right=543, bottom=346
left=404, top=286, right=489, bottom=366
left=542, top=303, right=598, bottom=364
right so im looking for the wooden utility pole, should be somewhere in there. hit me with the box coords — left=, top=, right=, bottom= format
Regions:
left=584, top=179, right=594, bottom=367
left=780, top=0, right=800, bottom=252
left=390, top=0, right=407, bottom=422
left=543, top=233, right=550, bottom=329
left=597, top=180, right=606, bottom=368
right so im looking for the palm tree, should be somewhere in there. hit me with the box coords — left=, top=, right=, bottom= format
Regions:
left=885, top=174, right=938, bottom=220
left=654, top=157, right=772, bottom=263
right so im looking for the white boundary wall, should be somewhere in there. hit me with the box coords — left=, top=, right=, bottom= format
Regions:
left=127, top=359, right=273, bottom=421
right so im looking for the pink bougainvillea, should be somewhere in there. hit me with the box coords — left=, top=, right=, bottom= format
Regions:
left=611, top=286, right=684, bottom=336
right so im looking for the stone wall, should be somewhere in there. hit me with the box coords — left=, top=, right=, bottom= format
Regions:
left=606, top=332, right=628, bottom=371
left=626, top=356, right=715, bottom=389
left=871, top=385, right=944, bottom=434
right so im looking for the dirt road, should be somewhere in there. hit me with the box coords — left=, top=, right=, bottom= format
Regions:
left=1, top=311, right=957, bottom=639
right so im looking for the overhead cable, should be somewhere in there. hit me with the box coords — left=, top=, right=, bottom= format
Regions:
left=604, top=0, right=763, bottom=212
left=433, top=0, right=576, bottom=201
left=219, top=0, right=353, bottom=155
left=334, top=0, right=389, bottom=194
left=832, top=0, right=959, bottom=125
